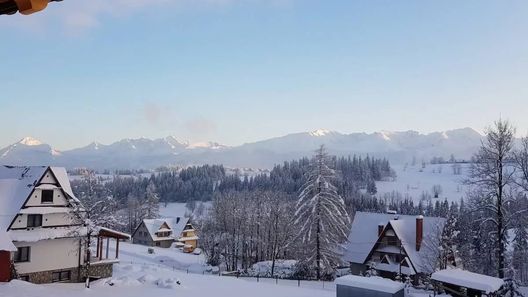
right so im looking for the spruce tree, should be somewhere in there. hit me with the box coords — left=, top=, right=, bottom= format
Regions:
left=294, top=145, right=350, bottom=280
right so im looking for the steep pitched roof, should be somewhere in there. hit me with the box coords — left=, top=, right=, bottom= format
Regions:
left=139, top=217, right=189, bottom=241
left=0, top=166, right=48, bottom=231
left=49, top=167, right=80, bottom=203
left=343, top=211, right=445, bottom=274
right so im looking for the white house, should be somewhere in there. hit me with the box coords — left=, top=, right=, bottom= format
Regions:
left=0, top=165, right=125, bottom=284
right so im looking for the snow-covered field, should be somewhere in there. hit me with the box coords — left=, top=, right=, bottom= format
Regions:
left=159, top=202, right=211, bottom=219
left=0, top=242, right=334, bottom=297
left=377, top=164, right=470, bottom=203
left=159, top=202, right=190, bottom=218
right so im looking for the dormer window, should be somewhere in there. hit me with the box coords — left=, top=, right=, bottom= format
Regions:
left=27, top=214, right=42, bottom=227
left=41, top=190, right=53, bottom=203
left=156, top=231, right=171, bottom=237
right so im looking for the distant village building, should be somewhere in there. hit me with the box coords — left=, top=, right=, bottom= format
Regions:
left=0, top=166, right=127, bottom=284
left=132, top=217, right=198, bottom=253
left=343, top=211, right=447, bottom=282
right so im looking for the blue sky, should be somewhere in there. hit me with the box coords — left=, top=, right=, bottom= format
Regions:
left=1, top=0, right=528, bottom=149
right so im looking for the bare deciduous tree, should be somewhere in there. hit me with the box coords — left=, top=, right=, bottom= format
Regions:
left=465, top=119, right=516, bottom=278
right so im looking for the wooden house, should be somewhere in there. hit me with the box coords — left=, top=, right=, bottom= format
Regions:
left=132, top=217, right=199, bottom=253
left=343, top=211, right=447, bottom=282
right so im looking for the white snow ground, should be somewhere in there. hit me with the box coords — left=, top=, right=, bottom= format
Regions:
left=0, top=242, right=334, bottom=297
left=376, top=164, right=469, bottom=203
left=1, top=241, right=523, bottom=297
left=159, top=202, right=191, bottom=218
left=159, top=202, right=211, bottom=219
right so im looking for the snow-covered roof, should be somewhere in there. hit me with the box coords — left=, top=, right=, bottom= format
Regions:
left=49, top=167, right=80, bottom=203
left=0, top=231, right=16, bottom=251
left=0, top=166, right=48, bottom=230
left=140, top=217, right=189, bottom=241
left=8, top=226, right=88, bottom=242
left=335, top=275, right=405, bottom=293
left=0, top=166, right=81, bottom=233
left=431, top=268, right=504, bottom=293
left=19, top=207, right=70, bottom=214
left=97, top=226, right=131, bottom=239
left=374, top=262, right=415, bottom=276
left=179, top=235, right=199, bottom=241
left=343, top=211, right=445, bottom=274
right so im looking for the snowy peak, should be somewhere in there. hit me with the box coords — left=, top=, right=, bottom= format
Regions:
left=187, top=141, right=227, bottom=150
left=164, top=136, right=188, bottom=149
left=378, top=131, right=393, bottom=141
left=309, top=129, right=334, bottom=137
left=18, top=136, right=43, bottom=146
left=90, top=142, right=101, bottom=150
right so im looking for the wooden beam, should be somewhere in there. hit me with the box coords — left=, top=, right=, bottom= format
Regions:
left=116, top=239, right=119, bottom=259
left=99, top=237, right=103, bottom=260
left=96, top=236, right=100, bottom=258
left=105, top=237, right=109, bottom=259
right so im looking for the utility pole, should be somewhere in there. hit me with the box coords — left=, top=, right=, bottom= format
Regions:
left=399, top=239, right=403, bottom=280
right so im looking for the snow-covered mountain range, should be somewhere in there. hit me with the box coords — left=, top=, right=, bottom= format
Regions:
left=0, top=128, right=484, bottom=169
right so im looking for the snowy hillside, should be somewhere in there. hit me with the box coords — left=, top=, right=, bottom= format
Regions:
left=0, top=128, right=484, bottom=169
left=376, top=163, right=469, bottom=203
left=159, top=202, right=211, bottom=219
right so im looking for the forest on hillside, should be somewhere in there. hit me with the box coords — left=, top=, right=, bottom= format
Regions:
left=71, top=155, right=394, bottom=205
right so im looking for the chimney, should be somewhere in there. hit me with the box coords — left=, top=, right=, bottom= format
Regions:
left=378, top=223, right=384, bottom=237
left=416, top=215, right=424, bottom=251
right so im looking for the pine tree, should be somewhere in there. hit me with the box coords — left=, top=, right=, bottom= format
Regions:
left=439, top=213, right=459, bottom=269
left=294, top=145, right=350, bottom=280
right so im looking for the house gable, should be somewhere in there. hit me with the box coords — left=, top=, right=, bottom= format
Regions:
left=158, top=222, right=170, bottom=231
left=4, top=167, right=84, bottom=234
left=132, top=222, right=155, bottom=243
left=362, top=221, right=419, bottom=275
left=39, top=169, right=58, bottom=185
left=24, top=187, right=69, bottom=208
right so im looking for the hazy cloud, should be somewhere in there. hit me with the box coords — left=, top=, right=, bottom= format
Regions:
left=185, top=116, right=217, bottom=137
left=141, top=101, right=175, bottom=126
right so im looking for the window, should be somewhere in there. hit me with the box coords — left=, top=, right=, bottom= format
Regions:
left=27, top=214, right=42, bottom=227
left=387, top=236, right=398, bottom=246
left=14, top=246, right=30, bottom=262
left=41, top=190, right=53, bottom=203
left=52, top=270, right=71, bottom=282
left=155, top=242, right=160, bottom=246
left=401, top=258, right=410, bottom=267
left=19, top=275, right=29, bottom=282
